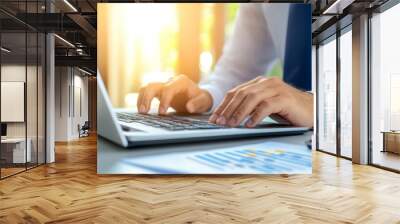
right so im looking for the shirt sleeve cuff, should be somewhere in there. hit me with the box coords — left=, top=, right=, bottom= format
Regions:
left=199, top=84, right=225, bottom=113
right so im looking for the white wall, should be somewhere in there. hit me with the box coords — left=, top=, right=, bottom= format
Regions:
left=1, top=65, right=39, bottom=138
left=1, top=64, right=46, bottom=164
left=1, top=65, right=27, bottom=140
left=55, top=66, right=69, bottom=141
left=55, top=67, right=89, bottom=141
left=71, top=73, right=89, bottom=138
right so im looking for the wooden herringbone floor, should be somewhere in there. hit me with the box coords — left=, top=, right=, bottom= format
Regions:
left=1, top=135, right=400, bottom=224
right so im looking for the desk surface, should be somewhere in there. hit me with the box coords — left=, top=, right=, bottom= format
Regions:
left=381, top=131, right=400, bottom=135
left=98, top=132, right=312, bottom=174
left=1, top=138, right=28, bottom=143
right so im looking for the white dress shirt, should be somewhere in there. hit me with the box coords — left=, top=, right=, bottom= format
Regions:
left=199, top=4, right=290, bottom=110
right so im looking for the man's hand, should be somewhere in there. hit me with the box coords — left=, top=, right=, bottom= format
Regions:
left=137, top=75, right=213, bottom=115
left=209, top=77, right=313, bottom=128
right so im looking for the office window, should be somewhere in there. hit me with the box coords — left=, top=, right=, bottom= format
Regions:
left=198, top=4, right=239, bottom=79
left=98, top=3, right=240, bottom=108
left=371, top=3, right=400, bottom=171
left=317, top=37, right=337, bottom=154
left=339, top=29, right=352, bottom=158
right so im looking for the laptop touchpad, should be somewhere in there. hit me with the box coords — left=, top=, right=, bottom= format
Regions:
left=121, top=125, right=144, bottom=132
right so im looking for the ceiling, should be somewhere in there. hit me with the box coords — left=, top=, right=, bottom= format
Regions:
left=0, top=0, right=99, bottom=72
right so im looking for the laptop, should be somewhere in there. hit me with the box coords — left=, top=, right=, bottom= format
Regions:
left=97, top=73, right=310, bottom=147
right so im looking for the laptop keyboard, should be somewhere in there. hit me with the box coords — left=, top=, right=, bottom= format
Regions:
left=117, top=112, right=224, bottom=131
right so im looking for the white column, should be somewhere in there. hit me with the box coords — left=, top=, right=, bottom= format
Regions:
left=352, top=14, right=369, bottom=164
left=46, top=33, right=55, bottom=163
left=45, top=0, right=56, bottom=163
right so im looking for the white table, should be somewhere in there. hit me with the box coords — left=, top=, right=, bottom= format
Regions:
left=97, top=132, right=312, bottom=174
left=1, top=138, right=31, bottom=163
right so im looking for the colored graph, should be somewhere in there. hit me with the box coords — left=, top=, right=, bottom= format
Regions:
left=121, top=142, right=312, bottom=174
left=190, top=146, right=311, bottom=174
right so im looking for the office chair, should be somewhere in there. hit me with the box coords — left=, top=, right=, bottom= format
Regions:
left=79, top=121, right=90, bottom=138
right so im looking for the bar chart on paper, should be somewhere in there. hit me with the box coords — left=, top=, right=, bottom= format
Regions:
left=121, top=142, right=312, bottom=174
left=190, top=145, right=311, bottom=174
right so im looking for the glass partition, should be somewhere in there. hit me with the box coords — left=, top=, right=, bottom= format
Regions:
left=27, top=31, right=38, bottom=169
left=0, top=1, right=46, bottom=179
left=38, top=32, right=46, bottom=165
left=1, top=31, right=28, bottom=177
